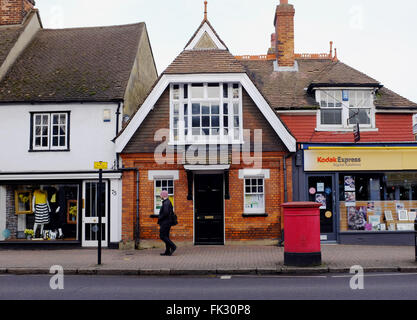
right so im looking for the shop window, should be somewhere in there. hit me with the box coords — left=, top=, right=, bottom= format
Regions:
left=339, top=172, right=417, bottom=233
left=154, top=179, right=174, bottom=215
left=3, top=184, right=79, bottom=241
left=244, top=178, right=265, bottom=214
left=170, top=83, right=242, bottom=144
left=31, top=112, right=70, bottom=151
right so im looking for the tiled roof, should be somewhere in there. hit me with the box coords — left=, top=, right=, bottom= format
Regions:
left=310, top=60, right=380, bottom=86
left=164, top=49, right=246, bottom=74
left=240, top=59, right=329, bottom=109
left=0, top=25, right=24, bottom=67
left=240, top=58, right=417, bottom=109
left=0, top=22, right=145, bottom=103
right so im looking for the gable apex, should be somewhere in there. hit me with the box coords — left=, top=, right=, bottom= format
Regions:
left=184, top=20, right=228, bottom=51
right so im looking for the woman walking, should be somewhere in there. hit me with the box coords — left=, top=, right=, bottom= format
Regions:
left=158, top=190, right=177, bottom=256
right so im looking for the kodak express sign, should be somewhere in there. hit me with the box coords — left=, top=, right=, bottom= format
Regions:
left=304, top=147, right=417, bottom=172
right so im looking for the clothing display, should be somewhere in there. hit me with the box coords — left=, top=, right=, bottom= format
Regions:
left=33, top=189, right=50, bottom=225
left=8, top=183, right=79, bottom=242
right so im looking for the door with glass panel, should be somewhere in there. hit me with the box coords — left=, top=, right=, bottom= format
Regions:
left=82, top=181, right=108, bottom=247
left=307, top=175, right=337, bottom=241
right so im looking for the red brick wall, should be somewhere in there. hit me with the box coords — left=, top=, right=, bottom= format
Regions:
left=280, top=113, right=415, bottom=143
left=0, top=0, right=33, bottom=25
left=275, top=2, right=295, bottom=67
left=120, top=152, right=292, bottom=244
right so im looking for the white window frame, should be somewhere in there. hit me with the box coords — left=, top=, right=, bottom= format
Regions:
left=316, top=89, right=376, bottom=131
left=239, top=169, right=270, bottom=215
left=148, top=170, right=179, bottom=216
left=153, top=178, right=174, bottom=216
left=32, top=112, right=69, bottom=151
left=169, top=82, right=243, bottom=145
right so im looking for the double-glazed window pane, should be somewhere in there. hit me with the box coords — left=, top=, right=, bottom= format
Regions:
left=321, top=109, right=342, bottom=125
left=51, top=114, right=67, bottom=147
left=154, top=179, right=174, bottom=214
left=34, top=114, right=50, bottom=148
left=244, top=178, right=265, bottom=212
left=207, top=83, right=220, bottom=98
left=172, top=83, right=241, bottom=141
left=348, top=91, right=372, bottom=125
left=320, top=91, right=343, bottom=125
left=191, top=103, right=220, bottom=136
left=349, top=108, right=371, bottom=125
left=319, top=90, right=373, bottom=127
left=33, top=113, right=68, bottom=150
left=191, top=83, right=204, bottom=99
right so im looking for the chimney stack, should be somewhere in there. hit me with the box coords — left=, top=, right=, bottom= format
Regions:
left=274, top=0, right=295, bottom=68
left=0, top=0, right=35, bottom=26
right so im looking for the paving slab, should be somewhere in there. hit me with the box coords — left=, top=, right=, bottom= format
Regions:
left=0, top=245, right=416, bottom=276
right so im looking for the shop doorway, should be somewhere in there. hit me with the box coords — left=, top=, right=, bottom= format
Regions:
left=194, top=174, right=224, bottom=245
left=82, top=181, right=108, bottom=247
left=307, top=175, right=337, bottom=241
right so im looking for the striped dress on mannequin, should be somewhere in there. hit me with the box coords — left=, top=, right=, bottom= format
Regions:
left=33, top=190, right=50, bottom=224
left=34, top=203, right=50, bottom=224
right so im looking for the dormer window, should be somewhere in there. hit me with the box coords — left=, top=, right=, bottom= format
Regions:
left=170, top=83, right=243, bottom=144
left=317, top=89, right=374, bottom=130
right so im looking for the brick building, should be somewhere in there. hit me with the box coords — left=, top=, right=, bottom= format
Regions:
left=117, top=0, right=417, bottom=248
left=116, top=3, right=297, bottom=248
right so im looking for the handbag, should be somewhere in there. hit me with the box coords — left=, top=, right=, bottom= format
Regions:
left=171, top=212, right=178, bottom=226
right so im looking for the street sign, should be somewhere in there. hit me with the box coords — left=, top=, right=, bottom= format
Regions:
left=94, top=161, right=108, bottom=170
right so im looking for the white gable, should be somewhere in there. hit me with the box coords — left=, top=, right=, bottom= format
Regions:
left=115, top=73, right=297, bottom=153
left=185, top=22, right=227, bottom=51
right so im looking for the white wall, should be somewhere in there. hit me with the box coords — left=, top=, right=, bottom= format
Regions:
left=110, top=179, right=122, bottom=243
left=0, top=186, right=6, bottom=241
left=0, top=103, right=119, bottom=172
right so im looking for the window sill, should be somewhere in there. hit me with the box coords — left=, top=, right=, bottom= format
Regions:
left=28, top=149, right=71, bottom=153
left=242, top=213, right=268, bottom=218
left=168, top=141, right=244, bottom=146
left=315, top=127, right=378, bottom=132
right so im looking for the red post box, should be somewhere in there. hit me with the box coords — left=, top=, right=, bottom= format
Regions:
left=282, top=202, right=322, bottom=267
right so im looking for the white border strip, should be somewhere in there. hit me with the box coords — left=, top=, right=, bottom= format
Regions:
left=115, top=73, right=296, bottom=153
left=0, top=173, right=122, bottom=181
left=148, top=170, right=180, bottom=180
left=184, top=22, right=226, bottom=51
left=238, top=169, right=270, bottom=179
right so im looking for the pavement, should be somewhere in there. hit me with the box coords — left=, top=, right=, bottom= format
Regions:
left=0, top=244, right=417, bottom=276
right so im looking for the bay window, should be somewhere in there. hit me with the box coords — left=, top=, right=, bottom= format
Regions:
left=170, top=83, right=243, bottom=144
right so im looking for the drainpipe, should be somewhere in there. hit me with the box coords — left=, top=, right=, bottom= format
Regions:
left=115, top=102, right=122, bottom=136
left=283, top=153, right=294, bottom=203
left=119, top=167, right=140, bottom=249
left=280, top=153, right=294, bottom=247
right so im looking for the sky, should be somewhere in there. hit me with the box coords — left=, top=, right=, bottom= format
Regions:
left=35, top=0, right=417, bottom=103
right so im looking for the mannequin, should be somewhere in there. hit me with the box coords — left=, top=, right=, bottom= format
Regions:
left=32, top=186, right=51, bottom=238
left=48, top=186, right=64, bottom=239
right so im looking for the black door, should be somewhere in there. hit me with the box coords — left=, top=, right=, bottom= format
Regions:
left=195, top=174, right=224, bottom=245
left=307, top=175, right=337, bottom=241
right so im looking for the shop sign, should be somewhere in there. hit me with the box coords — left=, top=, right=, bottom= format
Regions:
left=304, top=147, right=417, bottom=172
left=94, top=161, right=108, bottom=170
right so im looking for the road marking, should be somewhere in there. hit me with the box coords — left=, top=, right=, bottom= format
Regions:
left=220, top=276, right=232, bottom=280
left=232, top=275, right=328, bottom=279
left=332, top=273, right=417, bottom=278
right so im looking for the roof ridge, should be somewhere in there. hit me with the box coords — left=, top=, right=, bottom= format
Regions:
left=42, top=21, right=145, bottom=32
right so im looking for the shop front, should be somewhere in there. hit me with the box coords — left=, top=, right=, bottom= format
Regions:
left=294, top=144, right=417, bottom=245
left=0, top=172, right=122, bottom=248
